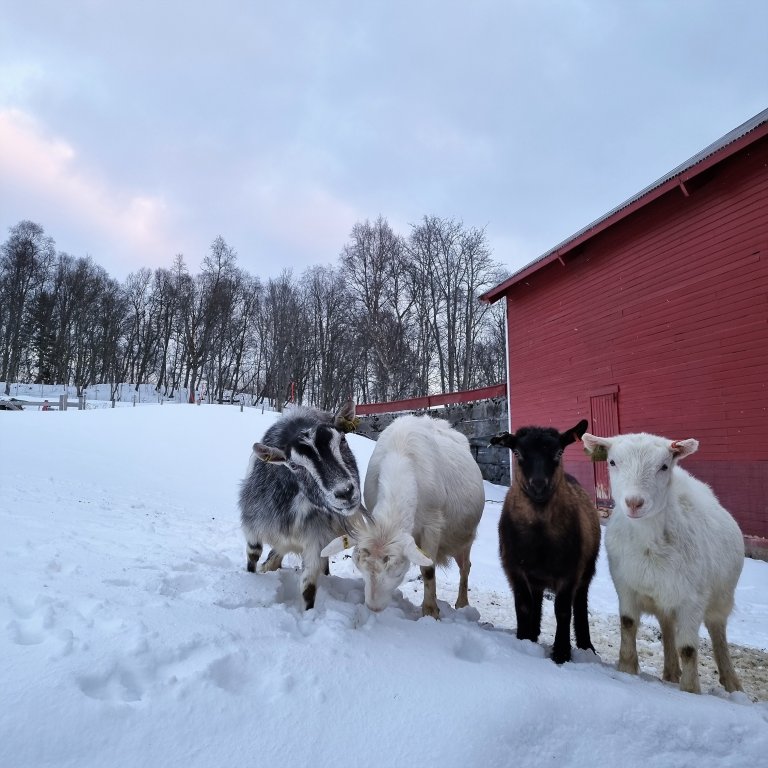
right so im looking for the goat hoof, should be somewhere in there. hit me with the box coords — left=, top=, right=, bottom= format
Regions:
left=662, top=668, right=681, bottom=683
left=551, top=646, right=572, bottom=665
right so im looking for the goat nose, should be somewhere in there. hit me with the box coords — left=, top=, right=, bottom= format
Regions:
left=625, top=496, right=645, bottom=514
left=530, top=478, right=547, bottom=493
left=334, top=483, right=354, bottom=501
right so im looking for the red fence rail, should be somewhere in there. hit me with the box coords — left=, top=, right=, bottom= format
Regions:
left=356, top=383, right=506, bottom=415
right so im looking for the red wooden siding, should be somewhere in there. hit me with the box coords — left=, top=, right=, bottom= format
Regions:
left=504, top=134, right=768, bottom=538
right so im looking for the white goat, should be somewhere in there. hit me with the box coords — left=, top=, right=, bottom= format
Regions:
left=322, top=415, right=485, bottom=617
left=582, top=431, right=744, bottom=694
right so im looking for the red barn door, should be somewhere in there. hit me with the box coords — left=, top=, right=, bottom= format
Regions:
left=589, top=387, right=620, bottom=511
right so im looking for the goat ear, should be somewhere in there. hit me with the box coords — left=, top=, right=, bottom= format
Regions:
left=490, top=431, right=516, bottom=449
left=670, top=438, right=698, bottom=460
left=403, top=536, right=433, bottom=567
left=334, top=399, right=359, bottom=433
left=254, top=442, right=289, bottom=465
left=581, top=433, right=611, bottom=462
left=321, top=535, right=355, bottom=558
left=560, top=419, right=589, bottom=447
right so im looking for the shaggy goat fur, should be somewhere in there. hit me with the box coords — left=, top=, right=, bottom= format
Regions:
left=239, top=401, right=362, bottom=610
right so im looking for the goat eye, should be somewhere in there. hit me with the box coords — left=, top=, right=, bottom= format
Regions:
left=660, top=463, right=668, bottom=472
left=382, top=555, right=390, bottom=565
left=609, top=460, right=616, bottom=467
left=513, top=450, right=523, bottom=461
left=288, top=460, right=299, bottom=470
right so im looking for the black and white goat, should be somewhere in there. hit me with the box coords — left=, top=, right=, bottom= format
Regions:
left=239, top=401, right=362, bottom=610
left=491, top=420, right=601, bottom=663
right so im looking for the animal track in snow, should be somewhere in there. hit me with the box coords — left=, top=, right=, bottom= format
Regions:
left=7, top=618, right=47, bottom=646
left=77, top=665, right=143, bottom=702
left=204, top=650, right=249, bottom=692
left=76, top=637, right=250, bottom=702
left=158, top=573, right=206, bottom=596
left=5, top=595, right=54, bottom=645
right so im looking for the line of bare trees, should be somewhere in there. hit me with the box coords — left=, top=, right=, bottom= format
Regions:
left=0, top=216, right=508, bottom=408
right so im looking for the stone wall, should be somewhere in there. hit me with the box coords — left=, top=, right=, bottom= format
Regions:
left=355, top=397, right=510, bottom=486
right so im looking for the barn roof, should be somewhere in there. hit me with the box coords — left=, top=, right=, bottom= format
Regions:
left=481, top=106, right=768, bottom=303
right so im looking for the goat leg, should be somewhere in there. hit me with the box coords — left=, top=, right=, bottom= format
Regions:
left=572, top=580, right=595, bottom=652
left=246, top=540, right=263, bottom=573
left=513, top=579, right=543, bottom=643
left=551, top=585, right=575, bottom=664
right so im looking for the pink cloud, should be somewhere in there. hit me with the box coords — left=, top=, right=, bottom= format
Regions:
left=0, top=109, right=182, bottom=272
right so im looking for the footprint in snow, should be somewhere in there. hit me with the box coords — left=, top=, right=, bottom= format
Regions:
left=77, top=665, right=143, bottom=703
left=158, top=573, right=206, bottom=596
left=5, top=595, right=56, bottom=645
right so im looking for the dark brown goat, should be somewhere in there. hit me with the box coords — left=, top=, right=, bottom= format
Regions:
left=491, top=420, right=600, bottom=664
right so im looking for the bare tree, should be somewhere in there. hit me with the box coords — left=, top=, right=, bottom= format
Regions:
left=61, top=257, right=114, bottom=395
left=339, top=216, right=417, bottom=401
left=151, top=262, right=181, bottom=397
left=0, top=221, right=55, bottom=393
left=301, top=265, right=357, bottom=410
left=1, top=214, right=508, bottom=406
left=93, top=276, right=130, bottom=401
left=408, top=216, right=504, bottom=392
left=256, top=270, right=310, bottom=409
left=224, top=272, right=262, bottom=402
left=472, top=299, right=507, bottom=387
left=177, top=236, right=239, bottom=402
left=124, top=267, right=161, bottom=390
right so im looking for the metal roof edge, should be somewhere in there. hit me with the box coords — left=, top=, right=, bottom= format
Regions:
left=481, top=107, right=768, bottom=304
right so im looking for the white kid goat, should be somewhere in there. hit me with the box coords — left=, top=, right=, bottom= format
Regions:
left=581, top=431, right=744, bottom=694
left=322, top=415, right=485, bottom=617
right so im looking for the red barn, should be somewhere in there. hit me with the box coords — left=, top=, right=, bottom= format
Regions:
left=482, top=108, right=768, bottom=554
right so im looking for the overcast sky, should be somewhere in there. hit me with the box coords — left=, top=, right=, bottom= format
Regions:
left=1, top=1, right=766, bottom=280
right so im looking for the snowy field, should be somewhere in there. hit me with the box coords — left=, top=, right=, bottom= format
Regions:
left=1, top=404, right=767, bottom=768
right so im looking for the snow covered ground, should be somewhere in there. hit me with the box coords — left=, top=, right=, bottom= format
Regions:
left=1, top=404, right=767, bottom=768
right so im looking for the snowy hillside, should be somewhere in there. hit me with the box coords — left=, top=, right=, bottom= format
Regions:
left=1, top=405, right=767, bottom=768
